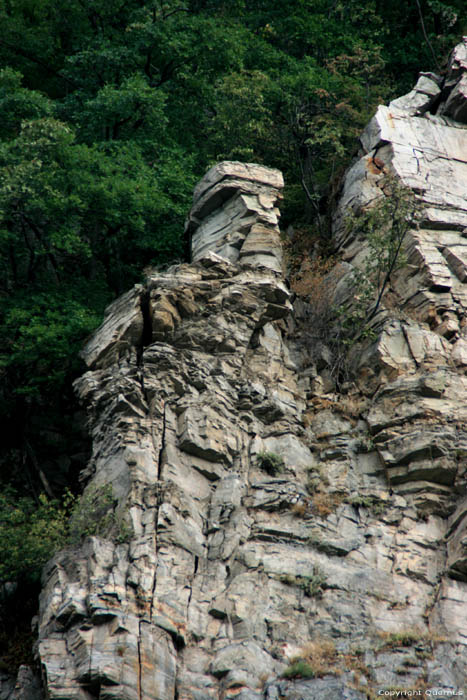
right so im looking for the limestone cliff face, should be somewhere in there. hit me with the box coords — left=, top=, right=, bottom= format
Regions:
left=35, top=43, right=467, bottom=700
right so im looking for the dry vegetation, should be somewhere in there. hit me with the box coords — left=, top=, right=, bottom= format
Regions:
left=283, top=638, right=339, bottom=679
left=376, top=628, right=447, bottom=653
left=312, top=491, right=345, bottom=518
left=280, top=631, right=443, bottom=698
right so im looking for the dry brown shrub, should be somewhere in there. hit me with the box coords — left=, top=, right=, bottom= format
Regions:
left=290, top=638, right=339, bottom=677
left=312, top=491, right=344, bottom=518
left=310, top=394, right=366, bottom=421
left=290, top=254, right=335, bottom=299
left=334, top=395, right=367, bottom=420
left=291, top=501, right=309, bottom=518
left=343, top=652, right=371, bottom=678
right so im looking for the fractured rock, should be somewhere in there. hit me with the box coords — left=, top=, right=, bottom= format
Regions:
left=36, top=41, right=467, bottom=700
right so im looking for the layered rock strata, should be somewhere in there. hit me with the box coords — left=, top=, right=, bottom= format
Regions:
left=185, top=161, right=284, bottom=273
left=35, top=42, right=467, bottom=700
left=334, top=37, right=467, bottom=584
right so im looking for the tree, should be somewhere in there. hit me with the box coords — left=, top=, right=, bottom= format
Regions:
left=0, top=115, right=194, bottom=493
left=0, top=0, right=463, bottom=538
left=345, top=176, right=420, bottom=327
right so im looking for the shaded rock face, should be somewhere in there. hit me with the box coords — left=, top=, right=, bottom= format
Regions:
left=35, top=44, right=467, bottom=700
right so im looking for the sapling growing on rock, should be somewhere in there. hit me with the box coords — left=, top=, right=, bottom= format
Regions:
left=342, top=174, right=421, bottom=337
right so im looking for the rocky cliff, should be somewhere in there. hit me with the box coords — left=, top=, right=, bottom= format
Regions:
left=28, top=40, right=467, bottom=699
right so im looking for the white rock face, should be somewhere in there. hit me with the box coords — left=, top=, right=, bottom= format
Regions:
left=186, top=161, right=284, bottom=273
left=35, top=44, right=467, bottom=700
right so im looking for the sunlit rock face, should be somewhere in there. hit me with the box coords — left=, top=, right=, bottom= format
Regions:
left=186, top=161, right=284, bottom=273
left=35, top=42, right=467, bottom=700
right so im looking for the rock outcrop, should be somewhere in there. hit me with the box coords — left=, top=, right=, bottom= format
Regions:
left=334, top=37, right=467, bottom=580
left=34, top=42, right=467, bottom=700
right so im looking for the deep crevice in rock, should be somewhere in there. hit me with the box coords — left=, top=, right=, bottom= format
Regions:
left=139, top=288, right=153, bottom=358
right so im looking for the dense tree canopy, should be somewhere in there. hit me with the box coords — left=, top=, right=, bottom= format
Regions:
left=0, top=0, right=465, bottom=504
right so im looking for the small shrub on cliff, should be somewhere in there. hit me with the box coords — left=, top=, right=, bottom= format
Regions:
left=344, top=175, right=420, bottom=324
left=304, top=567, right=328, bottom=597
left=279, top=566, right=327, bottom=598
left=376, top=628, right=445, bottom=653
left=283, top=638, right=338, bottom=679
left=327, top=176, right=421, bottom=381
left=69, top=484, right=132, bottom=544
left=312, top=491, right=344, bottom=518
left=282, top=659, right=316, bottom=679
left=377, top=630, right=423, bottom=649
left=290, top=500, right=309, bottom=517
left=257, top=451, right=285, bottom=476
left=296, top=175, right=420, bottom=384
left=349, top=495, right=387, bottom=516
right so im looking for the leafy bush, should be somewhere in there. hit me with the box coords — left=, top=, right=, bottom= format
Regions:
left=296, top=175, right=420, bottom=385
left=0, top=489, right=71, bottom=585
left=69, top=484, right=133, bottom=545
left=279, top=566, right=327, bottom=598
left=0, top=483, right=132, bottom=586
left=282, top=659, right=316, bottom=679
left=257, top=451, right=285, bottom=476
left=342, top=175, right=420, bottom=333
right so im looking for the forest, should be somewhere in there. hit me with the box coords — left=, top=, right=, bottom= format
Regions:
left=0, top=0, right=465, bottom=670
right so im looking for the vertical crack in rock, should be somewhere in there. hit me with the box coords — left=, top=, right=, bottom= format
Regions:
left=137, top=287, right=152, bottom=412
left=157, top=401, right=167, bottom=483
left=401, top=322, right=421, bottom=369
left=140, top=289, right=153, bottom=352
left=186, top=555, right=199, bottom=614
left=149, top=401, right=167, bottom=625
left=36, top=45, right=467, bottom=697
left=137, top=620, right=143, bottom=700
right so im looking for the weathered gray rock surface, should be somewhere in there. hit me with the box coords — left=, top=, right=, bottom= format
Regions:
left=32, top=39, right=467, bottom=700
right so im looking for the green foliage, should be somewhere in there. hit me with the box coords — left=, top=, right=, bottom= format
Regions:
left=0, top=0, right=462, bottom=595
left=1, top=291, right=103, bottom=400
left=350, top=495, right=387, bottom=517
left=343, top=175, right=421, bottom=332
left=282, top=659, right=316, bottom=679
left=0, top=68, right=52, bottom=138
left=303, top=175, right=420, bottom=383
left=257, top=451, right=285, bottom=476
left=0, top=483, right=132, bottom=587
left=69, top=484, right=133, bottom=544
left=0, top=489, right=71, bottom=585
left=279, top=566, right=327, bottom=598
